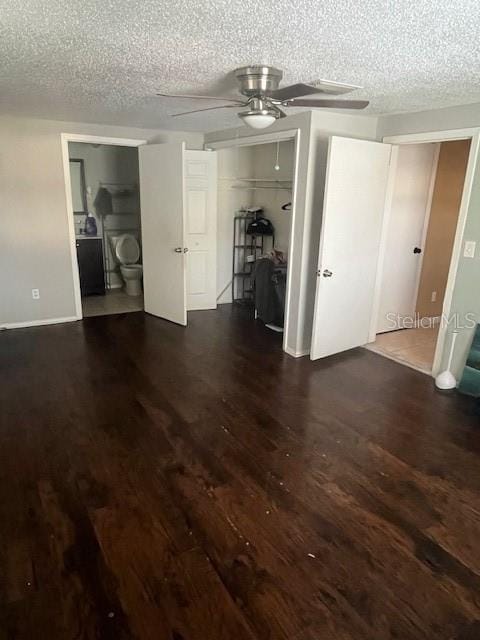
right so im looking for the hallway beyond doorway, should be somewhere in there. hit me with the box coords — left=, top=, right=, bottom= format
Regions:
left=365, top=325, right=439, bottom=373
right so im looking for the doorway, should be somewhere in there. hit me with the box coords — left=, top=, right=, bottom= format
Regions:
left=62, top=134, right=146, bottom=319
left=215, top=137, right=297, bottom=346
left=307, top=131, right=478, bottom=377
left=368, top=139, right=471, bottom=373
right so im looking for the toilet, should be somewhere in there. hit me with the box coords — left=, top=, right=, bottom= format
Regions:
left=112, top=234, right=143, bottom=296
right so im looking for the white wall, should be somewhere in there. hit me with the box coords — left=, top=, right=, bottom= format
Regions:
left=69, top=142, right=140, bottom=288
left=251, top=141, right=295, bottom=253
left=207, top=109, right=378, bottom=356
left=378, top=102, right=480, bottom=139
left=445, top=156, right=480, bottom=379
left=0, top=116, right=203, bottom=327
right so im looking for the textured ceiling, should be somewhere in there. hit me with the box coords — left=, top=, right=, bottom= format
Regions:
left=1, top=0, right=480, bottom=132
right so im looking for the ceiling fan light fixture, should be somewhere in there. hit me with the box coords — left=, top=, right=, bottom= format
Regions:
left=239, top=109, right=278, bottom=129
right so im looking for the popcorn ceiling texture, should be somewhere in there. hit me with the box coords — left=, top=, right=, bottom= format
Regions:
left=1, top=0, right=479, bottom=132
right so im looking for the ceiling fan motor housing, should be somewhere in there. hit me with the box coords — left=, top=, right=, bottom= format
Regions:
left=234, top=65, right=283, bottom=97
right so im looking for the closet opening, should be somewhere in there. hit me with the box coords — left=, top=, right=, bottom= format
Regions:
left=367, top=138, right=472, bottom=374
left=215, top=136, right=297, bottom=347
left=66, top=140, right=144, bottom=318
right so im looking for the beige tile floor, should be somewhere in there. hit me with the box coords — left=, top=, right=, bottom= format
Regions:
left=365, top=326, right=439, bottom=373
left=82, top=289, right=144, bottom=318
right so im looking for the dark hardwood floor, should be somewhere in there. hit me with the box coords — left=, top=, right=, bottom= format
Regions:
left=1, top=305, right=480, bottom=640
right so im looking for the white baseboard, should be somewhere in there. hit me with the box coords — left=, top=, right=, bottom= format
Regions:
left=284, top=346, right=310, bottom=358
left=0, top=316, right=79, bottom=330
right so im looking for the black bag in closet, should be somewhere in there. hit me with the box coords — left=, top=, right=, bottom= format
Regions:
left=246, top=217, right=275, bottom=236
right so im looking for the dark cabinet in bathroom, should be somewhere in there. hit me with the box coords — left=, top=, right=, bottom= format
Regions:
left=76, top=238, right=105, bottom=296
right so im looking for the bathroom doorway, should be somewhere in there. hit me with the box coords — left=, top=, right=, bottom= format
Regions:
left=65, top=139, right=144, bottom=318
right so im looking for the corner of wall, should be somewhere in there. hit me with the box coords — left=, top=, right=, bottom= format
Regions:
left=376, top=115, right=388, bottom=141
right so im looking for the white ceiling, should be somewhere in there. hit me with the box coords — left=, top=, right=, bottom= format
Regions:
left=1, top=0, right=480, bottom=132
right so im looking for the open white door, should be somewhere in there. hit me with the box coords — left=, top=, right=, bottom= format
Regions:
left=139, top=143, right=187, bottom=326
left=184, top=150, right=218, bottom=310
left=376, top=143, right=439, bottom=332
left=310, top=136, right=392, bottom=360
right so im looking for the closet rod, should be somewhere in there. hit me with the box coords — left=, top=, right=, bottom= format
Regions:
left=229, top=185, right=292, bottom=191
left=219, top=177, right=292, bottom=183
left=99, top=181, right=137, bottom=186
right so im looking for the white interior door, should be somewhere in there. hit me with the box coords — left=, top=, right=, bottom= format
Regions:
left=139, top=142, right=187, bottom=326
left=310, top=136, right=392, bottom=360
left=184, top=150, right=217, bottom=310
left=376, top=143, right=439, bottom=332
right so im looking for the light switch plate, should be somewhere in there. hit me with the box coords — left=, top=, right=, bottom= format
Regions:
left=464, top=241, right=476, bottom=258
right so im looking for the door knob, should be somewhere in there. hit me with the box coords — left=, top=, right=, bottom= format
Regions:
left=322, top=269, right=333, bottom=278
left=174, top=247, right=182, bottom=253
left=413, top=247, right=422, bottom=254
left=183, top=248, right=189, bottom=253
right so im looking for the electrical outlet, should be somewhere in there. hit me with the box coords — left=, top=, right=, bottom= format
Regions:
left=464, top=240, right=476, bottom=258
left=31, top=289, right=40, bottom=300
left=431, top=291, right=437, bottom=302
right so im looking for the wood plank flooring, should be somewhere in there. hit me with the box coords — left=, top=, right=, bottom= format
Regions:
left=1, top=305, right=479, bottom=640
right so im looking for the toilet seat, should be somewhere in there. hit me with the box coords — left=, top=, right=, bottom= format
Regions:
left=115, top=234, right=140, bottom=265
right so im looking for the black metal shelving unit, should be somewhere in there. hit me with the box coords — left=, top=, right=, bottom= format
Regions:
left=232, top=212, right=275, bottom=304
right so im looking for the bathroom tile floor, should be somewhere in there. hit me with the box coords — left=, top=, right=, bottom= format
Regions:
left=82, top=289, right=144, bottom=317
left=364, top=325, right=439, bottom=373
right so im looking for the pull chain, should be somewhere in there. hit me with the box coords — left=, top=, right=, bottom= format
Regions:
left=274, top=142, right=280, bottom=171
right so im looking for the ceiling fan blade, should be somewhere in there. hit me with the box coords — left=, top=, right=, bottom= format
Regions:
left=269, top=83, right=327, bottom=101
left=309, top=79, right=362, bottom=95
left=171, top=103, right=244, bottom=117
left=157, top=92, right=244, bottom=105
left=270, top=79, right=362, bottom=101
left=284, top=99, right=369, bottom=110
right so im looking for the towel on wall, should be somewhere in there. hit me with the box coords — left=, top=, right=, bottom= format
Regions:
left=93, top=187, right=113, bottom=217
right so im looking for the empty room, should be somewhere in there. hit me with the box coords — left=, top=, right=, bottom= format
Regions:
left=1, top=2, right=480, bottom=639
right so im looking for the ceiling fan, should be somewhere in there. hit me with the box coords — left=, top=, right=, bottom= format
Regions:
left=157, top=65, right=369, bottom=129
